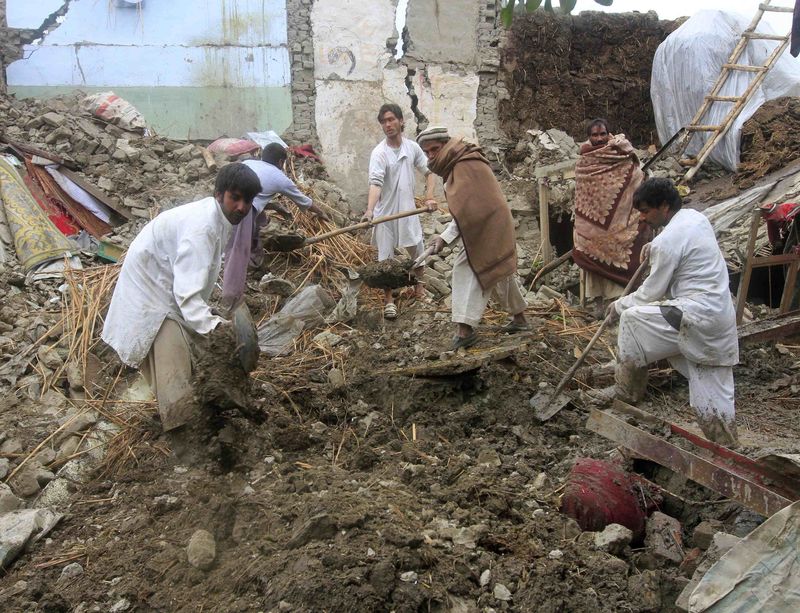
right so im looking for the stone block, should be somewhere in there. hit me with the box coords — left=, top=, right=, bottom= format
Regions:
left=42, top=112, right=67, bottom=127
left=187, top=529, right=216, bottom=570
left=594, top=523, right=633, bottom=556
left=691, top=520, right=722, bottom=550
left=645, top=511, right=684, bottom=564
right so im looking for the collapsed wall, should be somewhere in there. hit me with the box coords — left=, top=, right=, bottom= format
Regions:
left=501, top=11, right=677, bottom=151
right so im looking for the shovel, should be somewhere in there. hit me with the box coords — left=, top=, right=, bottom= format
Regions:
left=229, top=300, right=259, bottom=373
left=265, top=208, right=429, bottom=252
left=529, top=255, right=650, bottom=422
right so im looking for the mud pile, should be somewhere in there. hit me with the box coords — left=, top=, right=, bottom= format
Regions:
left=501, top=11, right=677, bottom=148
left=736, top=96, right=800, bottom=188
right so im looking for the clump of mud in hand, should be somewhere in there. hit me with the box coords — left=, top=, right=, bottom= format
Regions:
left=358, top=257, right=417, bottom=289
left=193, top=323, right=255, bottom=416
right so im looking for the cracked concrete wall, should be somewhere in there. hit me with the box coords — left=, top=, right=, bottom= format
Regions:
left=4, top=0, right=292, bottom=140
left=304, top=0, right=498, bottom=207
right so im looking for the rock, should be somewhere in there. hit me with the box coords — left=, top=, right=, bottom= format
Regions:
left=314, top=331, right=343, bottom=348
left=627, top=570, right=661, bottom=612
left=479, top=569, right=491, bottom=587
left=59, top=562, right=84, bottom=582
left=425, top=276, right=451, bottom=297
left=594, top=523, right=633, bottom=556
left=645, top=512, right=684, bottom=564
left=42, top=112, right=67, bottom=127
left=327, top=368, right=345, bottom=390
left=109, top=598, right=131, bottom=612
left=400, top=571, right=418, bottom=583
left=287, top=513, right=337, bottom=549
left=0, top=483, right=24, bottom=512
left=258, top=274, right=296, bottom=297
left=0, top=509, right=63, bottom=569
left=37, top=478, right=75, bottom=508
left=37, top=345, right=63, bottom=370
left=8, top=466, right=42, bottom=498
left=0, top=438, right=22, bottom=455
left=548, top=549, right=564, bottom=559
left=493, top=583, right=512, bottom=601
left=65, top=362, right=84, bottom=390
left=477, top=447, right=501, bottom=467
left=692, top=520, right=722, bottom=550
left=0, top=458, right=9, bottom=479
left=186, top=529, right=216, bottom=570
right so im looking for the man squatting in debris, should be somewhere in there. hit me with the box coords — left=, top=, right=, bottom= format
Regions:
left=363, top=103, right=437, bottom=319
left=573, top=118, right=651, bottom=318
left=418, top=127, right=529, bottom=350
left=101, top=163, right=261, bottom=431
left=604, top=178, right=739, bottom=446
left=222, top=143, right=329, bottom=306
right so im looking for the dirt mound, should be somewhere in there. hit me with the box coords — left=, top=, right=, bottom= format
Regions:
left=501, top=11, right=677, bottom=147
left=736, top=96, right=800, bottom=188
left=358, top=257, right=417, bottom=289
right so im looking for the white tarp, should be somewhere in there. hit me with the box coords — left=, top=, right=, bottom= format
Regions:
left=652, top=10, right=800, bottom=171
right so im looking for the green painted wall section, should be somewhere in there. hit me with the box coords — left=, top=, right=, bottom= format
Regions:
left=8, top=86, right=293, bottom=141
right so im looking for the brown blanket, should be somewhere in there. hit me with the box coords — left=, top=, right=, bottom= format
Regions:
left=573, top=134, right=649, bottom=285
left=428, top=139, right=516, bottom=290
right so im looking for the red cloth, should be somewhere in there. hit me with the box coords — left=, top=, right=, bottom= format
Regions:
left=760, top=202, right=800, bottom=246
left=288, top=144, right=321, bottom=162
left=560, top=458, right=662, bottom=541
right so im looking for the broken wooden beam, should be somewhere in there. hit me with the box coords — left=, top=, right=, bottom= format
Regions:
left=380, top=341, right=529, bottom=377
left=57, top=167, right=131, bottom=221
left=738, top=309, right=800, bottom=345
left=586, top=408, right=793, bottom=517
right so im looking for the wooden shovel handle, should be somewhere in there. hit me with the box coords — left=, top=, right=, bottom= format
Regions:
left=546, top=254, right=651, bottom=403
left=304, top=208, right=428, bottom=245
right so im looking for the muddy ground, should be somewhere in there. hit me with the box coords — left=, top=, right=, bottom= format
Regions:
left=2, top=267, right=799, bottom=612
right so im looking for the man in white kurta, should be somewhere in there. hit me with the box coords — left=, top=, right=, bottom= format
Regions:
left=607, top=178, right=739, bottom=446
left=102, top=163, right=261, bottom=430
left=364, top=103, right=437, bottom=316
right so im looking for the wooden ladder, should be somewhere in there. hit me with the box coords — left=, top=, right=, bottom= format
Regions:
left=675, top=1, right=793, bottom=183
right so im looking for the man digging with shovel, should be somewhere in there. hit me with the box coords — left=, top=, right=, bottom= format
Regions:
left=598, top=178, right=739, bottom=447
left=418, top=127, right=528, bottom=350
left=101, top=163, right=261, bottom=431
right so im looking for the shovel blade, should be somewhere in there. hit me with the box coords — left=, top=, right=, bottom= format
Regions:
left=530, top=390, right=571, bottom=422
left=231, top=302, right=259, bottom=373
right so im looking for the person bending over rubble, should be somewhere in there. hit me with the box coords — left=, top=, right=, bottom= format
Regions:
left=101, top=163, right=261, bottom=431
left=221, top=143, right=329, bottom=306
left=363, top=103, right=438, bottom=319
left=573, top=118, right=651, bottom=318
left=418, top=127, right=529, bottom=350
left=602, top=178, right=739, bottom=446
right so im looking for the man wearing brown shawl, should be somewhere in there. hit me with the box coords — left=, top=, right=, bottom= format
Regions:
left=573, top=119, right=650, bottom=312
left=418, top=127, right=528, bottom=350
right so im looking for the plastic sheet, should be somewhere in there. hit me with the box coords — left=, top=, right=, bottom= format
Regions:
left=651, top=10, right=800, bottom=171
left=257, top=286, right=334, bottom=356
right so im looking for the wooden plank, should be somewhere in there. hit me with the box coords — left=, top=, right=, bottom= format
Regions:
left=747, top=253, right=800, bottom=268
left=760, top=3, right=794, bottom=12
left=380, top=341, right=529, bottom=377
left=735, top=209, right=762, bottom=323
left=779, top=259, right=800, bottom=313
left=742, top=32, right=788, bottom=40
left=58, top=167, right=131, bottom=221
left=538, top=179, right=552, bottom=265
left=722, top=64, right=768, bottom=72
left=586, top=409, right=793, bottom=517
left=738, top=310, right=800, bottom=345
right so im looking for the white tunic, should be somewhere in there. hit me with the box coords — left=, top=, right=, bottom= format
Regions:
left=615, top=208, right=738, bottom=367
left=241, top=159, right=311, bottom=214
left=368, top=137, right=428, bottom=260
left=102, top=197, right=233, bottom=367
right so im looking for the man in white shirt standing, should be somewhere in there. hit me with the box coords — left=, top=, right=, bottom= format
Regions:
left=605, top=178, right=739, bottom=446
left=102, top=163, right=261, bottom=431
left=364, top=103, right=437, bottom=319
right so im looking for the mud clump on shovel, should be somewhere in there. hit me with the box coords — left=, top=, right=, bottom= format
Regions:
left=358, top=258, right=417, bottom=289
left=264, top=233, right=307, bottom=252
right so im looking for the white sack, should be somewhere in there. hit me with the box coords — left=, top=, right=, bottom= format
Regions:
left=651, top=10, right=800, bottom=171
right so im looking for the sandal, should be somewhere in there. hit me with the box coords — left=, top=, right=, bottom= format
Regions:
left=500, top=320, right=530, bottom=333
left=451, top=332, right=478, bottom=350
left=383, top=303, right=398, bottom=320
